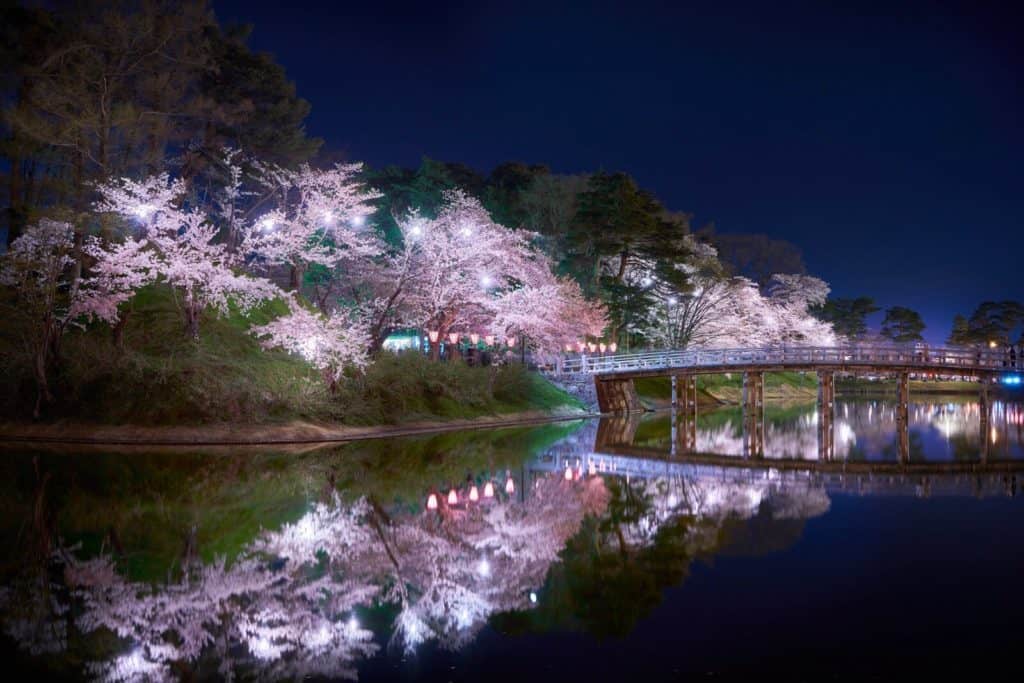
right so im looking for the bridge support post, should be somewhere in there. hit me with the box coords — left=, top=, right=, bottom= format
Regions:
left=896, top=371, right=910, bottom=463
left=742, top=371, right=764, bottom=457
left=595, top=377, right=643, bottom=414
left=672, top=375, right=698, bottom=456
left=979, top=383, right=990, bottom=463
left=817, top=371, right=835, bottom=461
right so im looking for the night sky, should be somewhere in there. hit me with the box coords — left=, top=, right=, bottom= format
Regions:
left=215, top=0, right=1022, bottom=343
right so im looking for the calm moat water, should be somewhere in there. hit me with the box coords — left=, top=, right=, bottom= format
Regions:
left=2, top=397, right=1023, bottom=680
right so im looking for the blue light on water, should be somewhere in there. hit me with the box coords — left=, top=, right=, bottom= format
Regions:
left=1002, top=375, right=1022, bottom=385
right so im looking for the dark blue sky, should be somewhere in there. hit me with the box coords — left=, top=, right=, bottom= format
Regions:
left=215, top=0, right=1022, bottom=343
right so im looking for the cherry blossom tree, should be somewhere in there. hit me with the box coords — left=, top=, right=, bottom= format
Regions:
left=242, top=162, right=382, bottom=291
left=0, top=219, right=153, bottom=416
left=490, top=273, right=607, bottom=367
left=397, top=191, right=549, bottom=359
left=95, top=174, right=281, bottom=339
left=250, top=295, right=371, bottom=390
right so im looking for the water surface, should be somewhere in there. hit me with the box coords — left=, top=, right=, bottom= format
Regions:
left=2, top=398, right=1022, bottom=680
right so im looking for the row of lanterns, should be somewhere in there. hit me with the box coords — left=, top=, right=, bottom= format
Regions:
left=426, top=331, right=517, bottom=348
left=563, top=341, right=618, bottom=354
left=426, top=475, right=517, bottom=511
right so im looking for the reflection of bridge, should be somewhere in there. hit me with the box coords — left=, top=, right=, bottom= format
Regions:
left=532, top=417, right=1024, bottom=499
left=556, top=345, right=1015, bottom=457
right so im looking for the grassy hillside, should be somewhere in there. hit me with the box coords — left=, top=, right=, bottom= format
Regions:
left=0, top=284, right=580, bottom=426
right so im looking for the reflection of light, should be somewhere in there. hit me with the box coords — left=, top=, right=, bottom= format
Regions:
left=991, top=426, right=998, bottom=444
left=483, top=481, right=495, bottom=498
left=132, top=204, right=154, bottom=219
left=564, top=465, right=573, bottom=480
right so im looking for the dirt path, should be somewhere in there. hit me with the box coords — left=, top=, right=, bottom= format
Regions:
left=0, top=409, right=600, bottom=447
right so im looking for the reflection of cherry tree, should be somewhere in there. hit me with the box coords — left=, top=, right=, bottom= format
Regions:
left=6, top=477, right=606, bottom=680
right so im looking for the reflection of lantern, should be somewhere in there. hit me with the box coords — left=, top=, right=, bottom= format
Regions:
left=599, top=343, right=607, bottom=353
left=484, top=335, right=495, bottom=347
left=426, top=493, right=438, bottom=510
left=428, top=330, right=439, bottom=343
left=588, top=342, right=597, bottom=353
left=505, top=476, right=515, bottom=494
left=447, top=489, right=458, bottom=505
left=469, top=485, right=479, bottom=502
left=564, top=465, right=573, bottom=481
left=588, top=461, right=596, bottom=476
left=609, top=342, right=618, bottom=353
left=448, top=332, right=460, bottom=345
left=507, top=336, right=517, bottom=347
left=470, top=333, right=480, bottom=345
left=483, top=481, right=495, bottom=498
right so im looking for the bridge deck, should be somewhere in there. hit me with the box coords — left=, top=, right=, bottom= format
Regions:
left=551, top=344, right=1021, bottom=380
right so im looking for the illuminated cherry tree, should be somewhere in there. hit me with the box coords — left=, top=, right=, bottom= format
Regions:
left=242, top=162, right=382, bottom=291
left=95, top=174, right=280, bottom=339
left=490, top=272, right=607, bottom=365
left=397, top=191, right=549, bottom=357
left=250, top=295, right=371, bottom=389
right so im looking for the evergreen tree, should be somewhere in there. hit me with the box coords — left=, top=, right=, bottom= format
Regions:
left=880, top=306, right=926, bottom=342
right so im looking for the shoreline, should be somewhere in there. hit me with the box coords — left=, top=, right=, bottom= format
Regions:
left=0, top=409, right=601, bottom=448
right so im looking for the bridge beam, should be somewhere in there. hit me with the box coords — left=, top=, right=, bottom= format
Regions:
left=595, top=377, right=643, bottom=414
left=817, top=371, right=835, bottom=461
left=742, top=371, right=765, bottom=457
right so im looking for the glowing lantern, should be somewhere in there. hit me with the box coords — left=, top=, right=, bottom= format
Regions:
left=469, top=485, right=479, bottom=502
left=565, top=344, right=574, bottom=352
left=609, top=342, right=618, bottom=353
left=447, top=489, right=458, bottom=505
left=564, top=465, right=573, bottom=481
left=483, top=481, right=495, bottom=498
left=428, top=330, right=440, bottom=343
left=505, top=476, right=515, bottom=494
left=448, top=332, right=460, bottom=345
left=599, top=343, right=607, bottom=353
left=507, top=336, right=517, bottom=347
left=577, top=341, right=586, bottom=352
left=470, top=333, right=480, bottom=345
left=426, top=493, right=439, bottom=510
left=588, top=342, right=597, bottom=353
left=484, top=335, right=495, bottom=347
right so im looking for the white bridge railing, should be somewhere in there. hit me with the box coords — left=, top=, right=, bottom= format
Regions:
left=544, top=344, right=1020, bottom=376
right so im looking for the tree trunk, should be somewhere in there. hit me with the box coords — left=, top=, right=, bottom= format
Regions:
left=112, top=310, right=130, bottom=350
left=289, top=264, right=304, bottom=291
left=184, top=303, right=201, bottom=340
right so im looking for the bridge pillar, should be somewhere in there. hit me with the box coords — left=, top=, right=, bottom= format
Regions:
left=742, top=371, right=765, bottom=457
left=595, top=377, right=643, bottom=414
left=671, top=379, right=698, bottom=457
left=979, top=384, right=990, bottom=463
left=595, top=412, right=641, bottom=449
left=671, top=374, right=678, bottom=408
left=896, top=371, right=910, bottom=463
left=817, top=371, right=835, bottom=461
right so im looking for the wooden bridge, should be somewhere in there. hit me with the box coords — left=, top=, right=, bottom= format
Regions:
left=547, top=343, right=1020, bottom=457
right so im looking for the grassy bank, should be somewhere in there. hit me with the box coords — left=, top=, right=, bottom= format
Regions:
left=0, top=285, right=581, bottom=427
left=635, top=371, right=818, bottom=407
